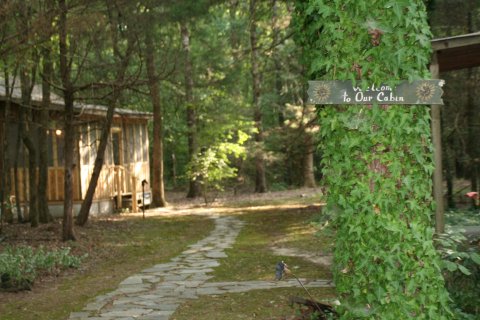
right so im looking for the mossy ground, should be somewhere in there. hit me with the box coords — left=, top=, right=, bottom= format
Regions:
left=0, top=189, right=334, bottom=320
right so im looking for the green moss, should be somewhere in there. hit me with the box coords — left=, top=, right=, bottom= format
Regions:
left=0, top=215, right=214, bottom=320
left=211, top=208, right=332, bottom=282
left=173, top=287, right=337, bottom=320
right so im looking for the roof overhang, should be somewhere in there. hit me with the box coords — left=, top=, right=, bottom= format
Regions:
left=0, top=79, right=152, bottom=119
left=432, top=32, right=480, bottom=72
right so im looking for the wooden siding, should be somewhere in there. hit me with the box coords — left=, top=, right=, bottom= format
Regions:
left=79, top=121, right=150, bottom=200
left=1, top=116, right=150, bottom=205
left=10, top=167, right=81, bottom=203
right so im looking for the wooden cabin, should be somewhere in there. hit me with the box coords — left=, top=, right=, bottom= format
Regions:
left=0, top=81, right=152, bottom=217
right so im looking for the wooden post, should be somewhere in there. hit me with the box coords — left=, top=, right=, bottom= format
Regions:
left=115, top=167, right=122, bottom=210
left=430, top=52, right=445, bottom=234
left=131, top=175, right=138, bottom=213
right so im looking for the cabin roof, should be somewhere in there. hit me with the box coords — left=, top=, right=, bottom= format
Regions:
left=432, top=32, right=480, bottom=72
left=0, top=80, right=152, bottom=119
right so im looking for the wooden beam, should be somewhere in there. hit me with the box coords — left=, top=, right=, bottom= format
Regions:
left=431, top=32, right=480, bottom=51
left=430, top=52, right=445, bottom=234
left=436, top=43, right=480, bottom=72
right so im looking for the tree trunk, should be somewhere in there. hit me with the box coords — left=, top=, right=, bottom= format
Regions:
left=59, top=0, right=76, bottom=241
left=1, top=70, right=14, bottom=224
left=76, top=99, right=115, bottom=226
left=145, top=18, right=167, bottom=208
left=13, top=124, right=22, bottom=223
left=181, top=22, right=200, bottom=198
left=229, top=0, right=240, bottom=60
left=0, top=82, right=5, bottom=228
left=38, top=1, right=54, bottom=224
left=443, top=125, right=456, bottom=209
left=14, top=0, right=39, bottom=227
left=25, top=134, right=38, bottom=227
left=62, top=91, right=76, bottom=240
left=302, top=133, right=316, bottom=188
left=38, top=49, right=53, bottom=223
left=250, top=0, right=266, bottom=193
left=272, top=0, right=284, bottom=127
left=19, top=66, right=41, bottom=228
left=76, top=14, right=136, bottom=226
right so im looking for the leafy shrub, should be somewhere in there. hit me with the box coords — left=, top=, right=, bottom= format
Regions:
left=435, top=229, right=480, bottom=317
left=186, top=130, right=248, bottom=203
left=445, top=209, right=480, bottom=226
left=0, top=246, right=85, bottom=291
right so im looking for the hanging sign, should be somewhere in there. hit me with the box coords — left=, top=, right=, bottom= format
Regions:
left=307, top=80, right=445, bottom=105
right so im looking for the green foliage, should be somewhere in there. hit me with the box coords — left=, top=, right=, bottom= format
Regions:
left=445, top=209, right=480, bottom=226
left=0, top=246, right=84, bottom=291
left=186, top=130, right=248, bottom=202
left=294, top=0, right=453, bottom=318
left=435, top=229, right=480, bottom=317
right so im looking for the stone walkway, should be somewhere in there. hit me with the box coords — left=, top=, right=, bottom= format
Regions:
left=69, top=216, right=333, bottom=320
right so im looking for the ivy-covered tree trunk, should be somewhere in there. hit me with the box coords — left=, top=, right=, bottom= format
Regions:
left=295, top=1, right=452, bottom=319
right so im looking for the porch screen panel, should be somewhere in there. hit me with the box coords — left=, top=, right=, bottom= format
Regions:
left=135, top=124, right=142, bottom=163
left=141, top=124, right=148, bottom=162
left=129, top=125, right=136, bottom=163
left=80, top=126, right=89, bottom=166
left=122, top=124, right=131, bottom=165
left=89, top=124, right=98, bottom=163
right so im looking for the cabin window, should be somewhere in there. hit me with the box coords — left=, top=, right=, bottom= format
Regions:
left=122, top=124, right=130, bottom=165
left=133, top=124, right=140, bottom=163
left=141, top=124, right=148, bottom=162
left=129, top=125, right=136, bottom=163
left=89, top=124, right=98, bottom=163
left=80, top=126, right=89, bottom=165
left=136, top=124, right=142, bottom=163
left=112, top=131, right=121, bottom=166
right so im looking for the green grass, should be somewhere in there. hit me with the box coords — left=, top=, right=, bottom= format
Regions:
left=211, top=207, right=332, bottom=282
left=0, top=215, right=214, bottom=320
left=172, top=287, right=337, bottom=320
left=171, top=204, right=335, bottom=319
left=217, top=190, right=325, bottom=209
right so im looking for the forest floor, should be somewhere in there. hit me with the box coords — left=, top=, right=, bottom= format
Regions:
left=0, top=188, right=334, bottom=320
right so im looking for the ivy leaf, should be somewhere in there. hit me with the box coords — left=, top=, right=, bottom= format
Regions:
left=457, top=264, right=472, bottom=276
left=443, top=260, right=457, bottom=272
left=470, top=252, right=480, bottom=265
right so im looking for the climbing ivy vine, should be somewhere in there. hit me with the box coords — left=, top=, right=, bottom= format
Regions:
left=294, top=1, right=453, bottom=319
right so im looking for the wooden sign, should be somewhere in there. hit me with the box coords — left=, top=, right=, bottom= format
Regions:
left=307, top=80, right=445, bottom=105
